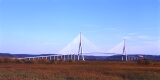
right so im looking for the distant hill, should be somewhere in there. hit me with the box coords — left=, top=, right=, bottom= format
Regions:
left=0, top=53, right=13, bottom=57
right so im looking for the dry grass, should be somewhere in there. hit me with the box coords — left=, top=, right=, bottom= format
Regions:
left=0, top=61, right=160, bottom=80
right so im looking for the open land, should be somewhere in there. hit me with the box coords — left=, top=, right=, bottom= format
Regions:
left=0, top=61, right=160, bottom=80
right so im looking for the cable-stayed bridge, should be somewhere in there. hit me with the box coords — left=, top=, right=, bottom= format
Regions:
left=17, top=33, right=160, bottom=61
left=21, top=33, right=129, bottom=61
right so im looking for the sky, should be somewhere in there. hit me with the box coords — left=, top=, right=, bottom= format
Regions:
left=0, top=0, right=160, bottom=55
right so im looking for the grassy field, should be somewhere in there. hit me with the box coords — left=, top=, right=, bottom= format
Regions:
left=0, top=61, right=160, bottom=80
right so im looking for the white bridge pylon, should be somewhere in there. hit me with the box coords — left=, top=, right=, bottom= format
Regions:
left=106, top=39, right=127, bottom=61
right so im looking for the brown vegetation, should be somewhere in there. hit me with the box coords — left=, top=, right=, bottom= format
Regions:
left=137, top=59, right=153, bottom=65
left=0, top=57, right=160, bottom=80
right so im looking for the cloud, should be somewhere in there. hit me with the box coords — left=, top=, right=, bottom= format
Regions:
left=142, top=40, right=160, bottom=45
left=137, top=36, right=152, bottom=40
left=122, top=34, right=155, bottom=40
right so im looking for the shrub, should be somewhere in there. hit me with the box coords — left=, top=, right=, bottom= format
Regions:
left=51, top=59, right=58, bottom=64
left=37, top=59, right=50, bottom=64
left=59, top=58, right=65, bottom=63
left=0, top=57, right=4, bottom=63
left=21, top=59, right=28, bottom=63
left=25, top=60, right=37, bottom=64
left=137, top=59, right=153, bottom=65
left=137, top=59, right=144, bottom=65
left=14, top=59, right=24, bottom=64
left=144, top=59, right=153, bottom=65
left=68, top=59, right=74, bottom=63
left=4, top=57, right=14, bottom=63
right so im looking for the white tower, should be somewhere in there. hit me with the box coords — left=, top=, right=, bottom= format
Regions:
left=78, top=32, right=85, bottom=61
left=122, top=39, right=127, bottom=61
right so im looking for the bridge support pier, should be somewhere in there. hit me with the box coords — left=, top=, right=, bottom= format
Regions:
left=50, top=56, right=51, bottom=60
left=71, top=54, right=72, bottom=60
left=68, top=54, right=69, bottom=60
